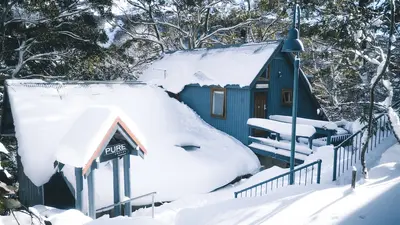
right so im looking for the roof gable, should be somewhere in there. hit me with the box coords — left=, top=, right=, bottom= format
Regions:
left=139, top=41, right=282, bottom=94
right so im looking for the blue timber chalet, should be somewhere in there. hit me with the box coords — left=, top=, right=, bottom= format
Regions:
left=139, top=41, right=327, bottom=144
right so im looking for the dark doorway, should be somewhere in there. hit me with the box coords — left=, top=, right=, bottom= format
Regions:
left=44, top=172, right=75, bottom=209
left=253, top=91, right=268, bottom=137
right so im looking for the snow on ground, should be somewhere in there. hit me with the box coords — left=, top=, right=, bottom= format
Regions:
left=6, top=80, right=260, bottom=210
left=158, top=142, right=400, bottom=225
left=0, top=205, right=165, bottom=225
left=138, top=41, right=280, bottom=94
left=134, top=134, right=397, bottom=224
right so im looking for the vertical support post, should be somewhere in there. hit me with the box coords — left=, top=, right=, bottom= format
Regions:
left=151, top=193, right=155, bottom=218
left=333, top=148, right=338, bottom=181
left=327, top=133, right=332, bottom=145
left=123, top=155, right=132, bottom=217
left=317, top=160, right=322, bottom=184
left=113, top=158, right=121, bottom=217
left=351, top=166, right=357, bottom=189
left=75, top=168, right=83, bottom=211
left=87, top=166, right=96, bottom=219
left=289, top=55, right=300, bottom=185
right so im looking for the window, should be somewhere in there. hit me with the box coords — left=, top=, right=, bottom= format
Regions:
left=211, top=88, right=226, bottom=119
left=257, top=64, right=270, bottom=82
left=281, top=89, right=293, bottom=106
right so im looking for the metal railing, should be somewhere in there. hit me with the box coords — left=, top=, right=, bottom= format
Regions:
left=96, top=192, right=157, bottom=218
left=234, top=160, right=322, bottom=198
left=332, top=113, right=392, bottom=181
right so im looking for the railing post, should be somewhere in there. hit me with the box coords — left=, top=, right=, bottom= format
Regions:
left=151, top=193, right=155, bottom=219
left=234, top=192, right=238, bottom=198
left=317, top=160, right=322, bottom=184
left=333, top=148, right=338, bottom=181
left=351, top=166, right=357, bottom=189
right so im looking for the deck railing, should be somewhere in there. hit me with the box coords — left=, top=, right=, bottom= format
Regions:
left=234, top=159, right=322, bottom=198
left=332, top=113, right=392, bottom=181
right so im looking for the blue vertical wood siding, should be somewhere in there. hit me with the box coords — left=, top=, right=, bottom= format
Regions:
left=17, top=155, right=44, bottom=206
left=267, top=53, right=321, bottom=120
left=180, top=86, right=251, bottom=144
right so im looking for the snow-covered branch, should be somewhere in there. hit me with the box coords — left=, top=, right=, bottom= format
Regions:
left=196, top=18, right=261, bottom=46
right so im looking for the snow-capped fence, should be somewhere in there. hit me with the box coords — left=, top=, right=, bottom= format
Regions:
left=332, top=113, right=392, bottom=181
left=234, top=159, right=322, bottom=198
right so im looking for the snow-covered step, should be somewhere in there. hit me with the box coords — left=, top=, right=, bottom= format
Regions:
left=248, top=136, right=312, bottom=156
left=248, top=142, right=307, bottom=163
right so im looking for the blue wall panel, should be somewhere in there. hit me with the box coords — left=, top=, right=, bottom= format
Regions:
left=180, top=86, right=251, bottom=144
left=268, top=53, right=321, bottom=120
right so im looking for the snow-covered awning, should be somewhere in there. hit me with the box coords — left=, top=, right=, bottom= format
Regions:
left=54, top=105, right=147, bottom=174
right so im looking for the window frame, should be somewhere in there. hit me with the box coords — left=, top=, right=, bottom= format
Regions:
left=210, top=88, right=227, bottom=119
left=281, top=88, right=293, bottom=106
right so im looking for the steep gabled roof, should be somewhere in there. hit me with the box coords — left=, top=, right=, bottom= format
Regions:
left=139, top=41, right=283, bottom=94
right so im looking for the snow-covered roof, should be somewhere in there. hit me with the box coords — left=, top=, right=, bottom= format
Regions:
left=54, top=105, right=147, bottom=173
left=3, top=79, right=260, bottom=209
left=139, top=41, right=282, bottom=93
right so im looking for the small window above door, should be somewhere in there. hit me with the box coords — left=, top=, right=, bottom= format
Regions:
left=210, top=88, right=226, bottom=119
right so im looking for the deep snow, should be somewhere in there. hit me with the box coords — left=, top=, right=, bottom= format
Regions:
left=5, top=79, right=260, bottom=210
left=138, top=41, right=280, bottom=93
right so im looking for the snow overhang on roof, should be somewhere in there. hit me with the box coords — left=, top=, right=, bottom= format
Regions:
left=53, top=105, right=147, bottom=175
left=139, top=41, right=282, bottom=94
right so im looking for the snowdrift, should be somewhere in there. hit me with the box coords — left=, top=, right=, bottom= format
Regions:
left=6, top=80, right=260, bottom=210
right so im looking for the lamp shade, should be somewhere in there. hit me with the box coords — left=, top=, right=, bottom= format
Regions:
left=282, top=28, right=304, bottom=53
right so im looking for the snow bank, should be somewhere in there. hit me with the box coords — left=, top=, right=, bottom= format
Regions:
left=0, top=205, right=165, bottom=225
left=6, top=80, right=260, bottom=209
left=173, top=143, right=400, bottom=225
left=87, top=215, right=166, bottom=225
left=0, top=206, right=91, bottom=225
left=138, top=41, right=280, bottom=93
left=269, top=115, right=338, bottom=130
left=247, top=118, right=316, bottom=137
left=388, top=107, right=400, bottom=141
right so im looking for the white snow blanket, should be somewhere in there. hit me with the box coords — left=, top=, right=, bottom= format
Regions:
left=247, top=118, right=316, bottom=138
left=269, top=115, right=338, bottom=130
left=6, top=79, right=260, bottom=210
left=139, top=41, right=280, bottom=93
left=55, top=105, right=146, bottom=169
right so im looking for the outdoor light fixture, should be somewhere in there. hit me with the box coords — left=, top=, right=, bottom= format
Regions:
left=282, top=28, right=304, bottom=53
left=282, top=2, right=304, bottom=185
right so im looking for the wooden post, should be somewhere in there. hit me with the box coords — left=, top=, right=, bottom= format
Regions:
left=75, top=168, right=83, bottom=211
left=87, top=166, right=96, bottom=219
left=113, top=158, right=121, bottom=216
left=123, top=155, right=132, bottom=217
left=351, top=166, right=357, bottom=189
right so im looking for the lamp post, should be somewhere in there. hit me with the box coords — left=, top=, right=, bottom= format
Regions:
left=281, top=3, right=304, bottom=185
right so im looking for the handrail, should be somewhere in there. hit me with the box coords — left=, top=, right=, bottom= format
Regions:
left=332, top=112, right=393, bottom=181
left=96, top=191, right=157, bottom=217
left=234, top=159, right=322, bottom=198
left=334, top=113, right=386, bottom=150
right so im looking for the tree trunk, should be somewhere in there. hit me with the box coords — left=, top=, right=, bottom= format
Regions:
left=360, top=0, right=395, bottom=178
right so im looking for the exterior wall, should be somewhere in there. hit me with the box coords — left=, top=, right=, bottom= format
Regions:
left=17, top=155, right=44, bottom=207
left=267, top=53, right=322, bottom=120
left=180, top=86, right=251, bottom=144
